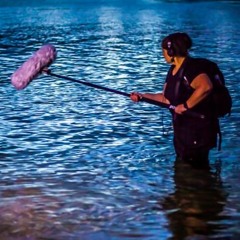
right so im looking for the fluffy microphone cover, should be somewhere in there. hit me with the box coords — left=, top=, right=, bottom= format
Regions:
left=11, top=44, right=57, bottom=90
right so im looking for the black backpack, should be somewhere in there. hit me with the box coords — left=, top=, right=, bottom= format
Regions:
left=180, top=58, right=232, bottom=151
left=189, top=58, right=232, bottom=118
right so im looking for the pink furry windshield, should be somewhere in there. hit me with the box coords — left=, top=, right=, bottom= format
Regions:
left=11, top=44, right=57, bottom=90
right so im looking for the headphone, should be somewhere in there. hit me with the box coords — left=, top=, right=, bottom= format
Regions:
left=167, top=41, right=175, bottom=57
left=164, top=33, right=191, bottom=58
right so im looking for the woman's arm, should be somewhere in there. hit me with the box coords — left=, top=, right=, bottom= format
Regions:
left=130, top=83, right=170, bottom=104
left=175, top=73, right=213, bottom=114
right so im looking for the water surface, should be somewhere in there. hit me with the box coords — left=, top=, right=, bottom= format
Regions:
left=0, top=0, right=240, bottom=239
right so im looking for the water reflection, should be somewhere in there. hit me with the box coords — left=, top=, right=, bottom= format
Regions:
left=162, top=159, right=229, bottom=239
left=0, top=184, right=62, bottom=239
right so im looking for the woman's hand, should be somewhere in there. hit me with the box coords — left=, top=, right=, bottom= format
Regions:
left=130, top=92, right=143, bottom=102
left=175, top=104, right=188, bottom=114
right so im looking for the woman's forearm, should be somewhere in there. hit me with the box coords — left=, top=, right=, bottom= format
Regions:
left=142, top=93, right=170, bottom=104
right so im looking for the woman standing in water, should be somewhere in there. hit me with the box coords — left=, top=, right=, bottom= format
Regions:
left=130, top=32, right=219, bottom=167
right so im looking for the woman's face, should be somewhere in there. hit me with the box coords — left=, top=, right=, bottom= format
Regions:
left=162, top=48, right=172, bottom=64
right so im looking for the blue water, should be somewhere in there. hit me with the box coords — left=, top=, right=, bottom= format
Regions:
left=0, top=1, right=240, bottom=239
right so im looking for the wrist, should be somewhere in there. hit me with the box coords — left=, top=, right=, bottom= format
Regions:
left=183, top=102, right=189, bottom=110
left=137, top=94, right=143, bottom=101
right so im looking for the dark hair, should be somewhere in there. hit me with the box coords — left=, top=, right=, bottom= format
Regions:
left=161, top=32, right=192, bottom=57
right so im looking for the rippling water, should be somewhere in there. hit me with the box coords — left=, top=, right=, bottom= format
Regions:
left=0, top=1, right=240, bottom=239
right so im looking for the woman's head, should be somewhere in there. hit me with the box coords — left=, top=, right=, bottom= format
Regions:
left=161, top=32, right=192, bottom=58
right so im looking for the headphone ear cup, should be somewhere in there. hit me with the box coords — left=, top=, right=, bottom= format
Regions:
left=167, top=48, right=174, bottom=57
